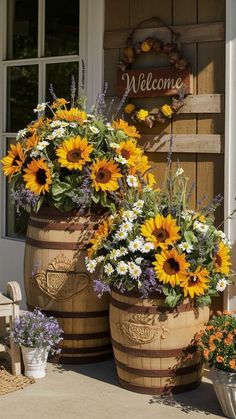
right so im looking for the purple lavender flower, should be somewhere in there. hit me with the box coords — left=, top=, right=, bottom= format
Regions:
left=93, top=280, right=111, bottom=298
left=140, top=267, right=163, bottom=298
left=11, top=185, right=40, bottom=213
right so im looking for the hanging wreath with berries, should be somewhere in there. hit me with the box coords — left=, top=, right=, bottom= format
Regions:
left=117, top=16, right=193, bottom=128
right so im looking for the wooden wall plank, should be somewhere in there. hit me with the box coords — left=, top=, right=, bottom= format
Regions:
left=139, top=134, right=223, bottom=153
left=129, top=0, right=172, bottom=27
left=105, top=0, right=130, bottom=30
left=178, top=94, right=223, bottom=113
left=103, top=22, right=225, bottom=49
left=198, top=0, right=225, bottom=23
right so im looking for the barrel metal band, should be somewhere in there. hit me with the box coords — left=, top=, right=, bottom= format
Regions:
left=118, top=377, right=202, bottom=395
left=115, top=358, right=202, bottom=377
left=112, top=338, right=191, bottom=358
left=61, top=343, right=112, bottom=354
left=28, top=218, right=97, bottom=232
left=26, top=236, right=84, bottom=250
left=110, top=296, right=193, bottom=314
left=27, top=305, right=109, bottom=319
left=63, top=331, right=110, bottom=340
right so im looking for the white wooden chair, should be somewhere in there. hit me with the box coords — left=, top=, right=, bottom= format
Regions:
left=0, top=281, right=22, bottom=375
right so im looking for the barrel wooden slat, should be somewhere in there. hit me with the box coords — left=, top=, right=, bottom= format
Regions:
left=110, top=289, right=209, bottom=394
left=24, top=209, right=111, bottom=363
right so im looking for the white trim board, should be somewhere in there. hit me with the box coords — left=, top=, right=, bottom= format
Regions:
left=225, top=0, right=236, bottom=310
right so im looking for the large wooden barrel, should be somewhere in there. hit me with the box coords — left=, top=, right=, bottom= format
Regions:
left=110, top=289, right=209, bottom=394
left=24, top=208, right=112, bottom=364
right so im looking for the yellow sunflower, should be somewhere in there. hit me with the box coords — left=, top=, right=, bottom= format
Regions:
left=25, top=132, right=40, bottom=150
left=51, top=98, right=70, bottom=109
left=141, top=214, right=180, bottom=249
left=90, top=159, right=122, bottom=192
left=112, top=119, right=140, bottom=139
left=1, top=143, right=25, bottom=179
left=116, top=140, right=142, bottom=166
left=180, top=267, right=209, bottom=299
left=88, top=217, right=112, bottom=259
left=56, top=136, right=93, bottom=170
left=23, top=159, right=52, bottom=195
left=55, top=108, right=87, bottom=124
left=214, top=242, right=231, bottom=275
left=28, top=117, right=51, bottom=134
left=153, top=248, right=189, bottom=287
left=128, top=155, right=156, bottom=188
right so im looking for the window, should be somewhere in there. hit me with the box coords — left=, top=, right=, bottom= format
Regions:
left=0, top=0, right=86, bottom=238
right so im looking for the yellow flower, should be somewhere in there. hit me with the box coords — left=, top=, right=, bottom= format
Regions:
left=88, top=217, right=112, bottom=259
left=25, top=132, right=40, bottom=150
left=23, top=159, right=52, bottom=195
left=1, top=143, right=25, bottom=179
left=153, top=248, right=189, bottom=287
left=112, top=119, right=140, bottom=139
left=141, top=41, right=151, bottom=52
left=116, top=140, right=142, bottom=166
left=136, top=109, right=149, bottom=121
left=180, top=267, right=209, bottom=299
left=128, top=155, right=156, bottom=188
left=28, top=117, right=51, bottom=134
left=56, top=136, right=93, bottom=170
left=141, top=214, right=181, bottom=249
left=55, top=108, right=87, bottom=124
left=124, top=104, right=135, bottom=114
left=214, top=242, right=231, bottom=275
left=161, top=104, right=173, bottom=118
left=90, top=159, right=122, bottom=192
left=51, top=98, right=70, bottom=109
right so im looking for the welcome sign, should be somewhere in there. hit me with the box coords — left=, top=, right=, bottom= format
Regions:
left=117, top=67, right=193, bottom=98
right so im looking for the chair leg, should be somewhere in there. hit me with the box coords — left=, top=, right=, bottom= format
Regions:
left=9, top=304, right=22, bottom=376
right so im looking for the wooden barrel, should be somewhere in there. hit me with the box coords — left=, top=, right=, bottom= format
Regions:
left=24, top=208, right=112, bottom=364
left=110, top=289, right=209, bottom=394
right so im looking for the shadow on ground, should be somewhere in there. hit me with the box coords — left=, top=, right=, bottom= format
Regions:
left=49, top=359, right=224, bottom=417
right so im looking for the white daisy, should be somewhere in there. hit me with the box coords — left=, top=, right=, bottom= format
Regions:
left=110, top=249, right=121, bottom=260
left=133, top=207, right=142, bottom=216
left=127, top=175, right=138, bottom=188
left=51, top=127, right=66, bottom=138
left=129, top=263, right=142, bottom=279
left=30, top=150, right=41, bottom=158
left=114, top=230, right=128, bottom=241
left=122, top=210, right=136, bottom=222
left=135, top=257, right=143, bottom=265
left=86, top=259, right=97, bottom=273
left=216, top=278, right=228, bottom=292
left=128, top=238, right=144, bottom=252
left=69, top=122, right=77, bottom=128
left=118, top=247, right=128, bottom=256
left=106, top=123, right=114, bottom=131
left=110, top=142, right=119, bottom=149
left=97, top=255, right=105, bottom=263
left=133, top=200, right=144, bottom=209
left=178, top=242, right=194, bottom=254
left=104, top=263, right=114, bottom=276
left=16, top=128, right=28, bottom=140
left=89, top=126, right=100, bottom=134
left=141, top=242, right=155, bottom=253
left=116, top=261, right=128, bottom=275
left=114, top=156, right=127, bottom=165
left=50, top=120, right=62, bottom=128
left=36, top=141, right=49, bottom=151
left=120, top=221, right=133, bottom=233
left=33, top=102, right=48, bottom=113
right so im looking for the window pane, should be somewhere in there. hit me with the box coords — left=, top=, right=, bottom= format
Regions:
left=7, top=65, right=38, bottom=132
left=45, top=0, right=79, bottom=57
left=46, top=62, right=79, bottom=102
left=7, top=0, right=38, bottom=59
left=6, top=138, right=29, bottom=239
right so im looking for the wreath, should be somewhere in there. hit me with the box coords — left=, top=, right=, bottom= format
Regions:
left=118, top=16, right=190, bottom=128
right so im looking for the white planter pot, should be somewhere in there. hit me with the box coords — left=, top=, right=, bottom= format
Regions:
left=21, top=345, right=49, bottom=379
left=210, top=367, right=236, bottom=419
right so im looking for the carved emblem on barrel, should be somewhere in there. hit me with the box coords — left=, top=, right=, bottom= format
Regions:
left=120, top=313, right=169, bottom=343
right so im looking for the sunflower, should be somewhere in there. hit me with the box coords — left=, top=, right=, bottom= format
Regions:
left=141, top=214, right=180, bottom=249
left=1, top=143, right=25, bottom=179
left=128, top=155, right=156, bottom=188
left=88, top=217, right=112, bottom=258
left=56, top=136, right=93, bottom=170
left=153, top=248, right=189, bottom=287
left=214, top=242, right=231, bottom=274
left=23, top=159, right=52, bottom=195
left=51, top=98, right=70, bottom=109
left=116, top=140, right=142, bottom=166
left=55, top=108, right=87, bottom=124
left=180, top=267, right=209, bottom=298
left=25, top=132, right=40, bottom=150
left=90, top=159, right=122, bottom=192
left=28, top=117, right=51, bottom=134
left=112, top=119, right=140, bottom=139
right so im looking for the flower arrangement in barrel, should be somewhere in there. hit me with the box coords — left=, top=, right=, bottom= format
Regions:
left=86, top=159, right=234, bottom=308
left=1, top=83, right=155, bottom=214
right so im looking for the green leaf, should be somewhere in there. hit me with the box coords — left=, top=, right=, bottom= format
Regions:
left=184, top=231, right=198, bottom=243
left=52, top=182, right=70, bottom=196
left=165, top=292, right=182, bottom=308
left=91, top=191, right=100, bottom=204
left=35, top=196, right=44, bottom=213
left=196, top=295, right=212, bottom=307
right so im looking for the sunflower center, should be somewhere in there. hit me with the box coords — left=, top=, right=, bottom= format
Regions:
left=67, top=149, right=82, bottom=162
left=12, top=154, right=20, bottom=166
left=36, top=169, right=47, bottom=185
left=163, top=258, right=180, bottom=275
left=188, top=275, right=199, bottom=286
left=121, top=149, right=131, bottom=159
left=96, top=168, right=112, bottom=184
left=153, top=228, right=169, bottom=242
left=215, top=254, right=222, bottom=267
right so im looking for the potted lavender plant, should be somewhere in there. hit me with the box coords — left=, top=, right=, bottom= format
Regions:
left=12, top=308, right=63, bottom=379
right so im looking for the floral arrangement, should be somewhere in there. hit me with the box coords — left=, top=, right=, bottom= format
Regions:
left=194, top=311, right=236, bottom=372
left=124, top=95, right=184, bottom=128
left=1, top=89, right=155, bottom=214
left=86, top=164, right=233, bottom=308
left=12, top=308, right=63, bottom=355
